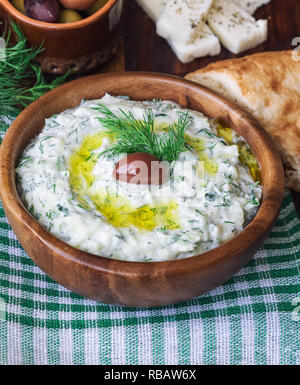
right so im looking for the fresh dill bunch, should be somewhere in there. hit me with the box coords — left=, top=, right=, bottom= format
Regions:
left=0, top=19, right=68, bottom=117
left=94, top=104, right=192, bottom=163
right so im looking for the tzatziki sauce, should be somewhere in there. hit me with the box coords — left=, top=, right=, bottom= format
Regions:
left=16, top=94, right=262, bottom=262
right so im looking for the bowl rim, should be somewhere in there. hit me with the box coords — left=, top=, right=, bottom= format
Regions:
left=0, top=71, right=285, bottom=277
left=1, top=0, right=118, bottom=29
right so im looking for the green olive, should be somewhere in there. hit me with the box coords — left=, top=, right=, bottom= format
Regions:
left=84, top=0, right=108, bottom=17
left=59, top=9, right=83, bottom=23
left=11, top=0, right=26, bottom=14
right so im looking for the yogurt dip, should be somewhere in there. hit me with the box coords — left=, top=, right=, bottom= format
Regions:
left=16, top=94, right=262, bottom=262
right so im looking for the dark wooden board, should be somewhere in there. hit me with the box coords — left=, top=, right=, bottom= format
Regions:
left=124, top=0, right=300, bottom=76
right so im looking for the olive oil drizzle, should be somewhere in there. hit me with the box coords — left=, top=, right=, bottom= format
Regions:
left=68, top=119, right=260, bottom=232
left=68, top=132, right=180, bottom=232
left=215, top=122, right=261, bottom=183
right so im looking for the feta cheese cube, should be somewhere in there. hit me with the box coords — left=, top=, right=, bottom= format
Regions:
left=157, top=0, right=214, bottom=41
left=156, top=0, right=220, bottom=62
left=166, top=24, right=221, bottom=63
left=207, top=0, right=268, bottom=54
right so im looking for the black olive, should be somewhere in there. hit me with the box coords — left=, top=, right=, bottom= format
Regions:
left=113, top=152, right=169, bottom=185
left=24, top=0, right=60, bottom=22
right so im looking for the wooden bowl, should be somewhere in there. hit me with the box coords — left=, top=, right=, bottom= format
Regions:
left=0, top=0, right=123, bottom=74
left=0, top=72, right=284, bottom=307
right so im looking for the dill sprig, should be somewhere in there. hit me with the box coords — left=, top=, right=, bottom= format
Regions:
left=0, top=19, right=68, bottom=117
left=94, top=104, right=192, bottom=163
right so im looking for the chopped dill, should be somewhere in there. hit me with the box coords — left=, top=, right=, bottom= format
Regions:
left=93, top=104, right=192, bottom=163
left=0, top=19, right=68, bottom=120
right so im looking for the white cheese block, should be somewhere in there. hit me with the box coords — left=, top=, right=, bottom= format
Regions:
left=135, top=0, right=166, bottom=22
left=207, top=0, right=268, bottom=54
left=156, top=0, right=220, bottom=63
left=235, top=0, right=271, bottom=15
left=157, top=0, right=214, bottom=41
left=166, top=24, right=221, bottom=63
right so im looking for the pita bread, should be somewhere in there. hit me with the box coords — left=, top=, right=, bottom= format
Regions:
left=185, top=51, right=300, bottom=192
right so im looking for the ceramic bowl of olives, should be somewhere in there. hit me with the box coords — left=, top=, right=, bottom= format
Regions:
left=0, top=0, right=123, bottom=74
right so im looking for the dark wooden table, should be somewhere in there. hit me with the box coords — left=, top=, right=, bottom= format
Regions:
left=123, top=0, right=300, bottom=75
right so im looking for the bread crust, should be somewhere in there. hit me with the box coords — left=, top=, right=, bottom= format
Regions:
left=185, top=51, right=300, bottom=191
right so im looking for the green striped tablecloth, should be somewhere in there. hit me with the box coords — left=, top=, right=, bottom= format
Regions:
left=0, top=118, right=300, bottom=365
